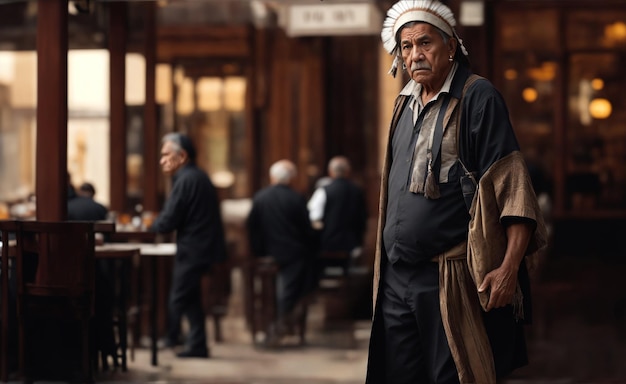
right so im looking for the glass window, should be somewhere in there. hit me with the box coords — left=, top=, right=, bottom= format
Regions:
left=0, top=51, right=36, bottom=206
left=498, top=4, right=626, bottom=215
left=567, top=10, right=626, bottom=51
left=500, top=52, right=557, bottom=197
left=497, top=9, right=559, bottom=199
left=0, top=49, right=111, bottom=215
left=566, top=52, right=626, bottom=211
left=499, top=10, right=559, bottom=52
left=173, top=65, right=248, bottom=199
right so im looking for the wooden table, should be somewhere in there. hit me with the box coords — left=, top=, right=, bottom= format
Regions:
left=107, top=231, right=158, bottom=244
left=96, top=242, right=176, bottom=367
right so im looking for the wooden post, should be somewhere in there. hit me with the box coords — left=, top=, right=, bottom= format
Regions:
left=36, top=0, right=68, bottom=221
left=143, top=2, right=159, bottom=212
left=109, top=2, right=128, bottom=213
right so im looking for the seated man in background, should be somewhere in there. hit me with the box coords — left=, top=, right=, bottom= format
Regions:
left=66, top=177, right=116, bottom=367
left=308, top=156, right=368, bottom=276
left=76, top=182, right=97, bottom=199
left=246, top=159, right=317, bottom=347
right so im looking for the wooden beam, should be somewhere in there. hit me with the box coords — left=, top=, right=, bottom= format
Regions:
left=143, top=2, right=159, bottom=212
left=109, top=2, right=127, bottom=213
left=36, top=0, right=68, bottom=221
left=157, top=26, right=250, bottom=61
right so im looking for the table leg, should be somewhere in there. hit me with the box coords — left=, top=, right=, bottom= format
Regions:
left=1, top=246, right=8, bottom=381
left=151, top=256, right=158, bottom=366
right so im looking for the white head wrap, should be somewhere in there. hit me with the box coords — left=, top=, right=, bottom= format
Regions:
left=381, top=0, right=469, bottom=77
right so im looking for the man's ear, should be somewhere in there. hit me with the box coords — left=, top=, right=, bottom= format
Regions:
left=449, top=38, right=458, bottom=58
left=180, top=150, right=189, bottom=163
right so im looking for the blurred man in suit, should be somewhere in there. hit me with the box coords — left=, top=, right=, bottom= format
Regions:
left=308, top=156, right=367, bottom=276
left=246, top=159, right=316, bottom=346
left=151, top=133, right=227, bottom=358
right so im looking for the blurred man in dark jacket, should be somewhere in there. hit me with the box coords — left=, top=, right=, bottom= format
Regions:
left=308, top=156, right=367, bottom=275
left=67, top=178, right=115, bottom=366
left=246, top=159, right=316, bottom=346
left=151, top=133, right=227, bottom=358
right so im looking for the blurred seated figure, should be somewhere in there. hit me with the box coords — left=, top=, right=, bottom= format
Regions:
left=246, top=160, right=317, bottom=347
left=308, top=156, right=367, bottom=277
left=68, top=180, right=108, bottom=223
left=66, top=176, right=116, bottom=368
left=77, top=182, right=96, bottom=199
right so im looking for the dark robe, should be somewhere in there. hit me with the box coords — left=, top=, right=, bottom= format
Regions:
left=367, top=65, right=535, bottom=383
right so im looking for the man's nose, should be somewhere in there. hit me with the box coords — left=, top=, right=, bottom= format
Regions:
left=410, top=46, right=424, bottom=61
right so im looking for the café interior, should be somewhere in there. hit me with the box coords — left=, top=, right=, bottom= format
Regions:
left=0, top=0, right=625, bottom=382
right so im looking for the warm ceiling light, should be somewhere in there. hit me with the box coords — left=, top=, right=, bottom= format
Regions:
left=527, top=62, right=557, bottom=82
left=589, top=98, right=612, bottom=119
left=591, top=78, right=604, bottom=91
left=605, top=21, right=626, bottom=43
left=522, top=87, right=538, bottom=103
left=504, top=69, right=517, bottom=80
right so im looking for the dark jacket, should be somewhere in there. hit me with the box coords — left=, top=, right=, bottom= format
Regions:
left=67, top=187, right=108, bottom=221
left=151, top=163, right=227, bottom=269
left=246, top=184, right=316, bottom=266
left=320, top=178, right=367, bottom=252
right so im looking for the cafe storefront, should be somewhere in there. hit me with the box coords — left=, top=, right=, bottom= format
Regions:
left=487, top=1, right=626, bottom=255
left=0, top=0, right=624, bottom=255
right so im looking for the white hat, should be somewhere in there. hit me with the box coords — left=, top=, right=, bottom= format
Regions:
left=381, top=0, right=468, bottom=76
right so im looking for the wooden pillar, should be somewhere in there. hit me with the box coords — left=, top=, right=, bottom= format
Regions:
left=109, top=2, right=127, bottom=213
left=36, top=0, right=68, bottom=221
left=143, top=2, right=159, bottom=212
left=249, top=27, right=268, bottom=194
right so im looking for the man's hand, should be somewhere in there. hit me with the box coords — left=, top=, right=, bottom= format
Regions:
left=478, top=264, right=518, bottom=311
left=478, top=220, right=533, bottom=311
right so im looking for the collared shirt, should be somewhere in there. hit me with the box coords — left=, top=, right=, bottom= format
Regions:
left=403, top=62, right=459, bottom=124
left=307, top=187, right=326, bottom=222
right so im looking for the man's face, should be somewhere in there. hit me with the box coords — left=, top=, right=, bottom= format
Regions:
left=159, top=141, right=186, bottom=175
left=400, top=23, right=456, bottom=90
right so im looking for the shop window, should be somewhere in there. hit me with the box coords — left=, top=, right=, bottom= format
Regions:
left=0, top=49, right=111, bottom=214
left=172, top=64, right=248, bottom=200
left=500, top=52, right=557, bottom=198
left=567, top=10, right=626, bottom=51
left=566, top=52, right=626, bottom=211
left=498, top=5, right=626, bottom=215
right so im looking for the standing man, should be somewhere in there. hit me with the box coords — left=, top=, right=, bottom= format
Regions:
left=367, top=1, right=547, bottom=383
left=151, top=132, right=226, bottom=358
left=246, top=159, right=316, bottom=347
left=308, top=156, right=367, bottom=275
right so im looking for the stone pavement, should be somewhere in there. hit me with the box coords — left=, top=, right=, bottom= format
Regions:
left=12, top=254, right=626, bottom=383
left=96, top=311, right=370, bottom=384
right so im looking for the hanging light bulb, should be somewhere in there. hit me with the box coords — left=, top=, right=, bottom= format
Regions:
left=589, top=98, right=612, bottom=119
left=522, top=87, right=538, bottom=103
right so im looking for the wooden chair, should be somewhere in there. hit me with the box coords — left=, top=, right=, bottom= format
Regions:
left=93, top=246, right=139, bottom=372
left=317, top=251, right=352, bottom=321
left=202, top=256, right=233, bottom=343
left=0, top=220, right=19, bottom=382
left=247, top=258, right=278, bottom=345
left=246, top=258, right=307, bottom=347
left=14, top=221, right=96, bottom=383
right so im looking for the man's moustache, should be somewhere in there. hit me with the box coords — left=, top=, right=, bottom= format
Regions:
left=411, top=63, right=431, bottom=71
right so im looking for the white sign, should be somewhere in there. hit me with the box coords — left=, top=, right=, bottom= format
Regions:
left=286, top=3, right=381, bottom=36
left=460, top=1, right=484, bottom=26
